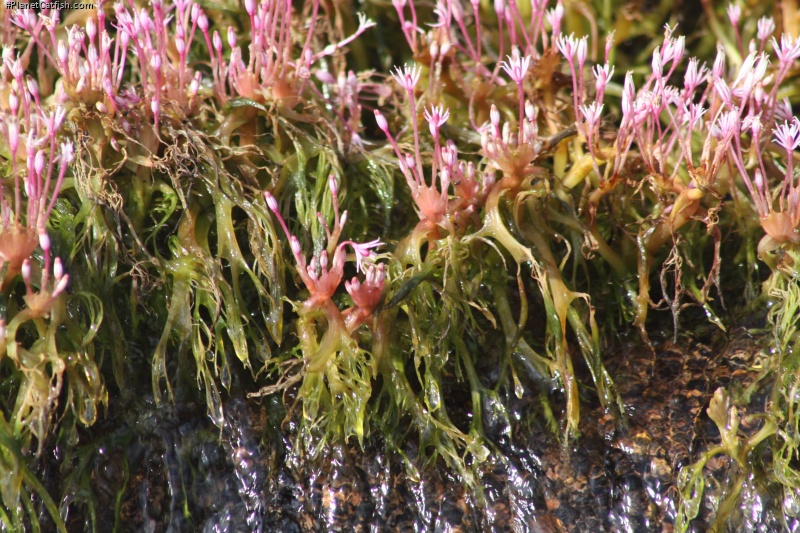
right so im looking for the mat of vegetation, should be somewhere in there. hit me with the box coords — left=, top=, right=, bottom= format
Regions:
left=0, top=0, right=799, bottom=530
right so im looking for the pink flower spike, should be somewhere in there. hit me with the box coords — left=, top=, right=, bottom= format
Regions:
left=391, top=64, right=422, bottom=93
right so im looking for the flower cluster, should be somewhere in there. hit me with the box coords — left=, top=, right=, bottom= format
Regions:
left=265, top=175, right=384, bottom=317
left=213, top=1, right=375, bottom=107
left=375, top=70, right=494, bottom=237
left=481, top=102, right=540, bottom=189
left=0, top=63, right=72, bottom=288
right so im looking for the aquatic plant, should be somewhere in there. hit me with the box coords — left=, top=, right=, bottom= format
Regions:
left=1, top=0, right=800, bottom=528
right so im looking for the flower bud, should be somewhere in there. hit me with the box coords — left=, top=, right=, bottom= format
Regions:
left=26, top=77, right=39, bottom=100
left=576, top=37, right=587, bottom=67
left=490, top=105, right=500, bottom=128
left=374, top=110, right=389, bottom=132
left=54, top=274, right=70, bottom=296
left=525, top=100, right=535, bottom=122
left=39, top=232, right=51, bottom=253
left=754, top=169, right=764, bottom=191
left=57, top=40, right=68, bottom=64
left=35, top=150, right=45, bottom=176
left=87, top=17, right=97, bottom=41
left=61, top=141, right=75, bottom=165
left=8, top=91, right=19, bottom=115
left=7, top=122, right=18, bottom=154
left=319, top=251, right=328, bottom=272
left=264, top=192, right=279, bottom=212
left=713, top=45, right=726, bottom=78
left=21, top=259, right=31, bottom=284
left=290, top=236, right=303, bottom=259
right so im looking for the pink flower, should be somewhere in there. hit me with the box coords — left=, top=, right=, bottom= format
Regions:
left=774, top=119, right=800, bottom=152
left=500, top=50, right=531, bottom=84
left=758, top=17, right=775, bottom=42
left=546, top=3, right=564, bottom=38
left=424, top=104, right=450, bottom=136
left=346, top=239, right=383, bottom=273
left=345, top=263, right=386, bottom=311
left=391, top=64, right=422, bottom=93
left=772, top=34, right=800, bottom=65
left=726, top=3, right=741, bottom=26
left=579, top=102, right=604, bottom=130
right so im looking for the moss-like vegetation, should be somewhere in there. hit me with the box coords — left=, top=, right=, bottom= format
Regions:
left=0, top=0, right=799, bottom=529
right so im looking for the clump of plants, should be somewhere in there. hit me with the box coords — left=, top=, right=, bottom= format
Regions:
left=0, top=0, right=800, bottom=529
